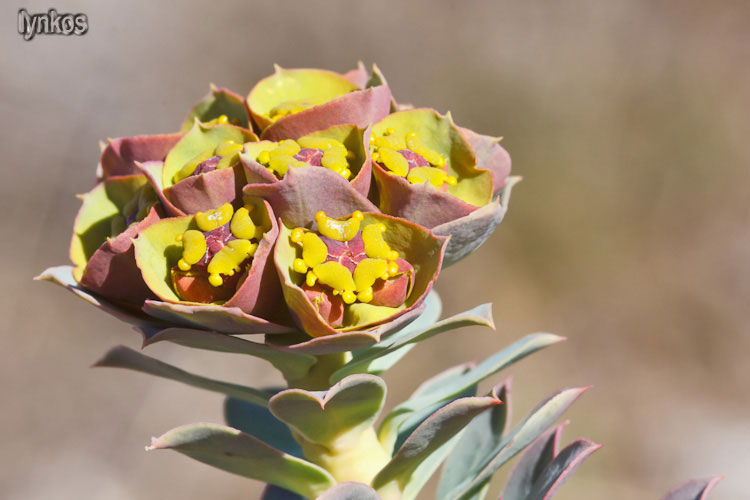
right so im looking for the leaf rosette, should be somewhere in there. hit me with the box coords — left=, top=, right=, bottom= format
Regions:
left=274, top=210, right=447, bottom=338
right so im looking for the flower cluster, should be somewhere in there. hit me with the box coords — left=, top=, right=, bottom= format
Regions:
left=44, top=63, right=515, bottom=342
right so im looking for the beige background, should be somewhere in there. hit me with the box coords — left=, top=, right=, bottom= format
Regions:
left=3, top=1, right=748, bottom=499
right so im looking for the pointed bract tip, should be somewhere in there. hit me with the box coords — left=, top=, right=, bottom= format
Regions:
left=209, top=82, right=218, bottom=91
left=273, top=63, right=283, bottom=74
left=98, top=140, right=107, bottom=152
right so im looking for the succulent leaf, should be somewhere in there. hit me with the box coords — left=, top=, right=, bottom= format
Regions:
left=444, top=387, right=590, bottom=500
left=93, top=345, right=271, bottom=406
left=147, top=423, right=336, bottom=499
left=36, top=265, right=165, bottom=329
left=660, top=476, right=724, bottom=500
left=378, top=333, right=564, bottom=454
left=371, top=395, right=503, bottom=499
left=330, top=293, right=495, bottom=382
left=181, top=85, right=250, bottom=132
left=139, top=327, right=316, bottom=380
left=224, top=395, right=303, bottom=458
left=502, top=424, right=601, bottom=500
left=268, top=374, right=386, bottom=450
left=438, top=379, right=512, bottom=499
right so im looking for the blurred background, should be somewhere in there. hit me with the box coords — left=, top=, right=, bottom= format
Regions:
left=3, top=1, right=748, bottom=498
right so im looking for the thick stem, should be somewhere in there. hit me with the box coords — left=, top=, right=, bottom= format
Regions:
left=284, top=352, right=351, bottom=390
left=295, top=427, right=391, bottom=486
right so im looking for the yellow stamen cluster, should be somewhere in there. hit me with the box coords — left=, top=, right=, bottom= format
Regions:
left=290, top=212, right=402, bottom=305
left=267, top=99, right=323, bottom=120
left=174, top=136, right=244, bottom=183
left=256, top=136, right=351, bottom=179
left=177, top=203, right=264, bottom=288
left=370, top=129, right=457, bottom=187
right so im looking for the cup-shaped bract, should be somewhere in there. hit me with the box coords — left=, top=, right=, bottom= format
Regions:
left=156, top=121, right=258, bottom=215
left=241, top=123, right=373, bottom=199
left=274, top=211, right=447, bottom=338
left=132, top=198, right=287, bottom=333
left=71, top=174, right=162, bottom=307
left=247, top=66, right=392, bottom=141
left=370, top=108, right=513, bottom=265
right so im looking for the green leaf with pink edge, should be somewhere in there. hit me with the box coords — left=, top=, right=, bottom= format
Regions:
left=241, top=123, right=373, bottom=198
left=458, top=126, right=512, bottom=197
left=660, top=476, right=724, bottom=500
left=269, top=374, right=386, bottom=449
left=181, top=84, right=250, bottom=132
left=161, top=121, right=256, bottom=189
left=35, top=265, right=166, bottom=330
left=274, top=213, right=446, bottom=338
left=94, top=345, right=271, bottom=406
left=139, top=327, right=316, bottom=381
left=98, top=133, right=182, bottom=179
left=330, top=293, right=495, bottom=383
left=147, top=423, right=336, bottom=499
left=371, top=395, right=503, bottom=499
left=70, top=175, right=149, bottom=279
left=377, top=333, right=565, bottom=455
left=433, top=176, right=520, bottom=267
left=445, top=387, right=590, bottom=500
left=318, top=482, right=382, bottom=500
left=248, top=66, right=361, bottom=133
left=372, top=108, right=493, bottom=210
left=437, top=379, right=512, bottom=500
left=501, top=423, right=601, bottom=500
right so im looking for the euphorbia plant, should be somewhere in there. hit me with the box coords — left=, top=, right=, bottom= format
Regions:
left=38, top=63, right=721, bottom=500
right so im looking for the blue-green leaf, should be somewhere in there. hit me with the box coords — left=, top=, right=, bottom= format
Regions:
left=148, top=423, right=335, bottom=499
left=378, top=333, right=563, bottom=453
left=318, top=482, right=382, bottom=500
left=269, top=374, right=386, bottom=448
left=445, top=387, right=589, bottom=500
left=437, top=379, right=511, bottom=499
left=94, top=346, right=270, bottom=406
left=141, top=327, right=316, bottom=381
left=660, top=476, right=724, bottom=500
left=224, top=396, right=302, bottom=458
left=372, top=395, right=502, bottom=500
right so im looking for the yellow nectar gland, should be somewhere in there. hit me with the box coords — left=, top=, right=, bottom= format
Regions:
left=370, top=129, right=456, bottom=187
left=267, top=99, right=322, bottom=120
left=362, top=223, right=399, bottom=261
left=206, top=239, right=257, bottom=287
left=258, top=136, right=351, bottom=179
left=178, top=230, right=207, bottom=271
left=230, top=206, right=263, bottom=240
left=291, top=220, right=404, bottom=306
left=315, top=210, right=364, bottom=242
left=195, top=203, right=234, bottom=232
left=204, top=114, right=229, bottom=126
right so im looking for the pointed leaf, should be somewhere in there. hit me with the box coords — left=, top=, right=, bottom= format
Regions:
left=378, top=333, right=564, bottom=453
left=225, top=396, right=302, bottom=458
left=331, top=298, right=493, bottom=383
left=269, top=374, right=386, bottom=449
left=372, top=396, right=502, bottom=498
left=261, top=485, right=306, bottom=500
left=438, top=380, right=512, bottom=499
left=661, top=476, right=724, bottom=500
left=141, top=327, right=316, bottom=380
left=502, top=423, right=565, bottom=500
left=148, top=423, right=336, bottom=499
left=94, top=346, right=270, bottom=406
left=522, top=438, right=601, bottom=500
left=36, top=265, right=165, bottom=329
left=447, top=387, right=590, bottom=500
